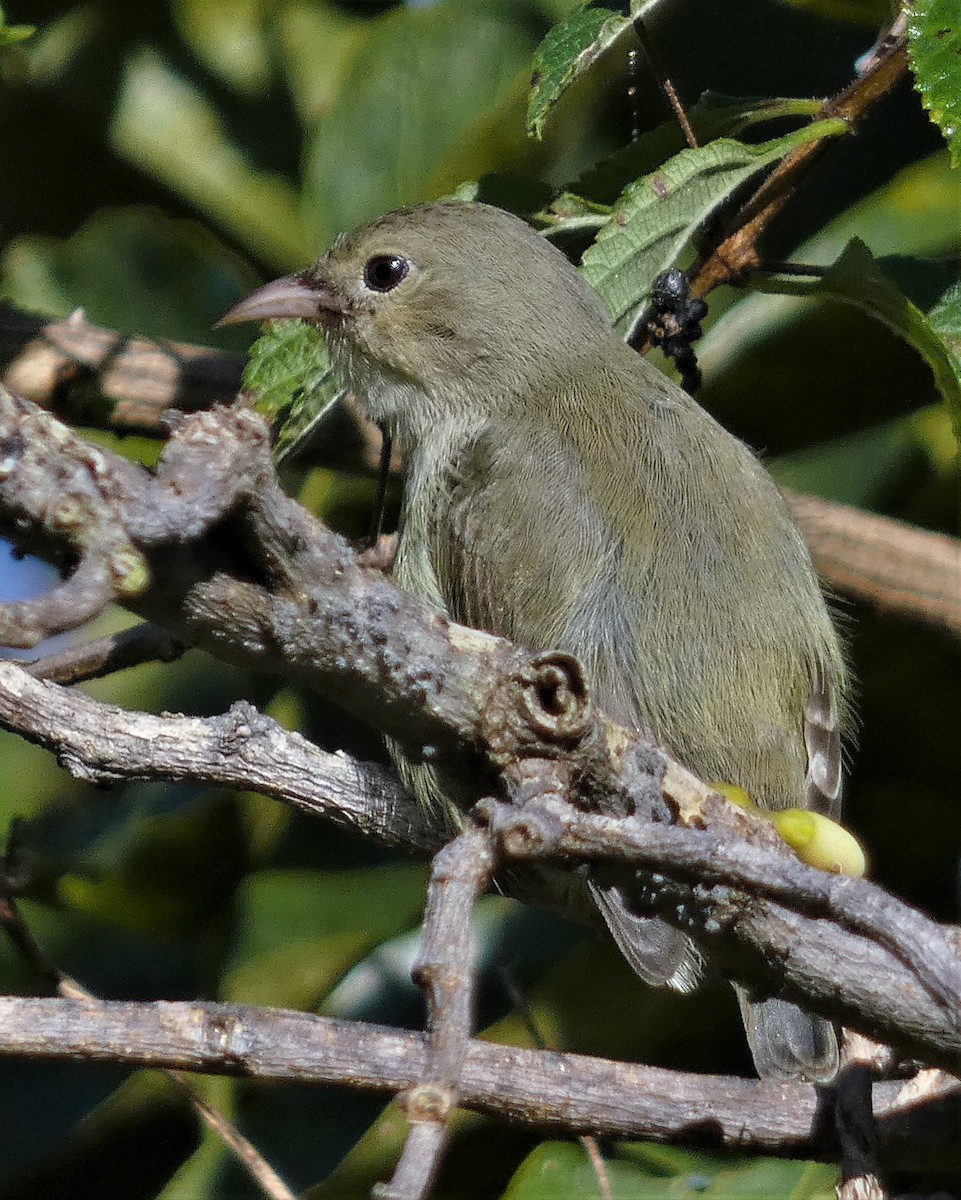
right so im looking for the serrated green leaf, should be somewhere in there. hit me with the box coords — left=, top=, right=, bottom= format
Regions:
left=907, top=0, right=961, bottom=167
left=572, top=92, right=824, bottom=204
left=579, top=120, right=846, bottom=338
left=813, top=241, right=961, bottom=448
left=242, top=319, right=346, bottom=462
left=527, top=4, right=632, bottom=140
left=929, top=281, right=961, bottom=350
left=926, top=280, right=961, bottom=442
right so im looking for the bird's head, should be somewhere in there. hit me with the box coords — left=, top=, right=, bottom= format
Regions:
left=220, top=201, right=611, bottom=434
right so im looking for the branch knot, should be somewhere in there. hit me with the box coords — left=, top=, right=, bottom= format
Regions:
left=398, top=1083, right=453, bottom=1124
left=520, top=652, right=591, bottom=741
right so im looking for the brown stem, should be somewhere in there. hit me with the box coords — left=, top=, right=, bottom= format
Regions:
left=0, top=303, right=244, bottom=434
left=787, top=491, right=961, bottom=639
left=692, top=38, right=909, bottom=294
left=380, top=827, right=495, bottom=1200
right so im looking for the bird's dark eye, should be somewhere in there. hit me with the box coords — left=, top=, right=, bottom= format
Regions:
left=364, top=254, right=409, bottom=293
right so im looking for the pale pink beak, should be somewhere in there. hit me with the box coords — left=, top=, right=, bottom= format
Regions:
left=217, top=273, right=349, bottom=327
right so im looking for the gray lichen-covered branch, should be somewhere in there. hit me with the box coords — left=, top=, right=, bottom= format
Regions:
left=0, top=995, right=958, bottom=1172
left=0, top=385, right=959, bottom=1085
left=0, top=658, right=959, bottom=1075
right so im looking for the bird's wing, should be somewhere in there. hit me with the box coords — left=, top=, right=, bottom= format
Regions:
left=433, top=415, right=700, bottom=990
left=588, top=880, right=701, bottom=992
left=432, top=415, right=644, bottom=727
left=432, top=418, right=593, bottom=642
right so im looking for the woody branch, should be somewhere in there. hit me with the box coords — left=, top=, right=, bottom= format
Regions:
left=0, top=389, right=958, bottom=1073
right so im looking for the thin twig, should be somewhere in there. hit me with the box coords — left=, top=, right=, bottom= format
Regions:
left=378, top=826, right=495, bottom=1200
left=369, top=425, right=394, bottom=544
left=498, top=967, right=613, bottom=1200
left=691, top=35, right=909, bottom=297
left=165, top=1073, right=297, bottom=1200
left=836, top=1032, right=889, bottom=1200
left=580, top=1136, right=614, bottom=1200
left=632, top=17, right=698, bottom=149
left=20, top=622, right=185, bottom=685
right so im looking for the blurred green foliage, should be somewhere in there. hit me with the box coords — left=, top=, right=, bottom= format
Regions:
left=0, top=1, right=959, bottom=1198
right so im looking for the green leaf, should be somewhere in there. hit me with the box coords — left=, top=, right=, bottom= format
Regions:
left=242, top=319, right=346, bottom=462
left=502, top=1140, right=837, bottom=1199
left=303, top=2, right=535, bottom=245
left=227, top=865, right=428, bottom=974
left=153, top=1075, right=237, bottom=1200
left=769, top=413, right=938, bottom=508
left=527, top=3, right=632, bottom=140
left=929, top=281, right=961, bottom=351
left=738, top=243, right=961, bottom=463
left=111, top=47, right=312, bottom=270
left=0, top=8, right=33, bottom=46
left=695, top=150, right=961, bottom=413
left=812, top=241, right=961, bottom=448
left=0, top=207, right=258, bottom=347
left=273, top=1, right=374, bottom=125
left=571, top=92, right=824, bottom=204
left=926, top=280, right=961, bottom=442
left=907, top=0, right=961, bottom=167
left=579, top=120, right=847, bottom=338
left=172, top=0, right=271, bottom=96
left=223, top=864, right=427, bottom=1007
left=537, top=191, right=612, bottom=232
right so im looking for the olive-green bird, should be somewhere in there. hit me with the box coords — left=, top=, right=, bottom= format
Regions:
left=222, top=200, right=847, bottom=1082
